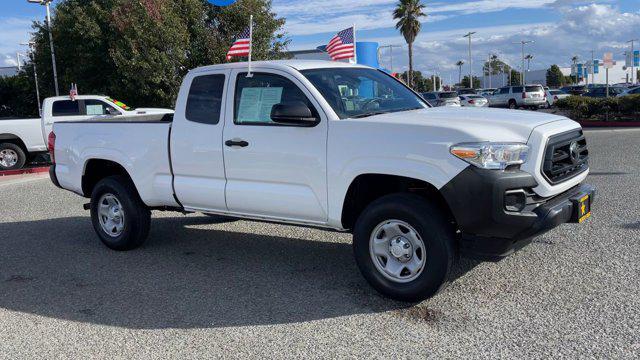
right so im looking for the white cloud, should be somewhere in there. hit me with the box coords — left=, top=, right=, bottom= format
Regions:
left=2, top=54, right=19, bottom=67
left=0, top=17, right=34, bottom=67
left=367, top=4, right=640, bottom=82
left=280, top=0, right=561, bottom=35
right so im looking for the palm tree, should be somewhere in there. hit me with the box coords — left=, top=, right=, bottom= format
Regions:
left=455, top=60, right=464, bottom=85
left=571, top=56, right=579, bottom=84
left=393, top=0, right=426, bottom=88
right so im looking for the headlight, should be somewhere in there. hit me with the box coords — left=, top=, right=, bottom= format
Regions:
left=450, top=142, right=529, bottom=170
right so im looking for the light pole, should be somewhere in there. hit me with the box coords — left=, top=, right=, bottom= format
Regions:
left=27, top=0, right=59, bottom=96
left=377, top=45, right=402, bottom=73
left=513, top=40, right=533, bottom=85
left=463, top=31, right=476, bottom=89
left=20, top=42, right=42, bottom=115
left=628, top=39, right=639, bottom=85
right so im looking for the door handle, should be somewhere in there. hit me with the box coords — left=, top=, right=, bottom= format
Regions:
left=225, top=139, right=249, bottom=147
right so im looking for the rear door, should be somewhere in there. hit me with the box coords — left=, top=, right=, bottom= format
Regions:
left=494, top=87, right=510, bottom=106
left=170, top=70, right=229, bottom=211
left=222, top=68, right=328, bottom=223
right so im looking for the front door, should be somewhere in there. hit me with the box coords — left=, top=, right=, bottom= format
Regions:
left=222, top=69, right=328, bottom=224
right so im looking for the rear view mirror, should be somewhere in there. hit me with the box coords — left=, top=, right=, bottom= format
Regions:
left=270, top=101, right=318, bottom=127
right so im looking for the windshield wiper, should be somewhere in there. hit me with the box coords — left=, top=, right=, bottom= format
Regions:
left=351, top=111, right=391, bottom=119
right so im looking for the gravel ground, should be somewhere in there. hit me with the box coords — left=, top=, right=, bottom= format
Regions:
left=0, top=129, right=638, bottom=359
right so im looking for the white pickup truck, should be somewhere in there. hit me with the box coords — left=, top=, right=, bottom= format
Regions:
left=50, top=61, right=594, bottom=301
left=0, top=95, right=172, bottom=170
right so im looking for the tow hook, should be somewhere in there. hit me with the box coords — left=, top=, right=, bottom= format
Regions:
left=83, top=203, right=91, bottom=211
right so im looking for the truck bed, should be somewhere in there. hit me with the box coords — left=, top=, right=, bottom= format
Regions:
left=0, top=117, right=47, bottom=152
left=53, top=120, right=179, bottom=207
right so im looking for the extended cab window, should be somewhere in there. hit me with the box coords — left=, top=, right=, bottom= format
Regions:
left=234, top=72, right=316, bottom=125
left=186, top=74, right=226, bottom=125
left=84, top=99, right=119, bottom=115
left=52, top=100, right=80, bottom=116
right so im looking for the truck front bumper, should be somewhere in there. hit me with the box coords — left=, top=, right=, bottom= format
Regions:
left=440, top=167, right=595, bottom=261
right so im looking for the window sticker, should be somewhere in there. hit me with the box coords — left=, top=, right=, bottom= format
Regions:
left=86, top=104, right=104, bottom=115
left=237, top=87, right=284, bottom=123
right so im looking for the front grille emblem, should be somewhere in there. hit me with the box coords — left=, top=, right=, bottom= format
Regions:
left=569, top=141, right=580, bottom=164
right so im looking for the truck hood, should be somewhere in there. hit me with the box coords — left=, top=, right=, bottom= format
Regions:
left=359, top=107, right=571, bottom=142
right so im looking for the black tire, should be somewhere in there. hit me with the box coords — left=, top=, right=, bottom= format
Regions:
left=353, top=193, right=455, bottom=302
left=90, top=175, right=151, bottom=251
left=508, top=99, right=518, bottom=109
left=0, top=142, right=27, bottom=170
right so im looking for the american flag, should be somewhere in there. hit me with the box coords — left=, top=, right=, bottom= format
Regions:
left=226, top=27, right=251, bottom=60
left=327, top=27, right=355, bottom=61
left=69, top=83, right=78, bottom=101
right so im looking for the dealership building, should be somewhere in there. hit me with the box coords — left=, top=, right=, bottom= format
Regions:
left=482, top=59, right=636, bottom=88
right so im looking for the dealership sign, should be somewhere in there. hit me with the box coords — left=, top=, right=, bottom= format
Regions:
left=603, top=53, right=614, bottom=69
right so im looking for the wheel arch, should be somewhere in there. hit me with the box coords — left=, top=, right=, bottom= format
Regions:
left=0, top=134, right=28, bottom=153
left=82, top=158, right=136, bottom=198
left=339, top=173, right=457, bottom=231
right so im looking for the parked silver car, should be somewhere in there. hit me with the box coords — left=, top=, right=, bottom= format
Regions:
left=459, top=94, right=489, bottom=107
left=421, top=92, right=461, bottom=107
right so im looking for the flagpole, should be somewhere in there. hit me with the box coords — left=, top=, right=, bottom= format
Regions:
left=352, top=24, right=358, bottom=64
left=247, top=15, right=253, bottom=77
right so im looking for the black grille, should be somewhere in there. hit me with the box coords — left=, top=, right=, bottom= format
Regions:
left=542, top=130, right=589, bottom=184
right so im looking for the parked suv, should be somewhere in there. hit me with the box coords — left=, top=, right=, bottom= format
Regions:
left=488, top=85, right=547, bottom=109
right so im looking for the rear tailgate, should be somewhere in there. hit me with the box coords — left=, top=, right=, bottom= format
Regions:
left=53, top=119, right=178, bottom=207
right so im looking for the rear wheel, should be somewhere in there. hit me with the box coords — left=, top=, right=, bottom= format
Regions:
left=0, top=143, right=26, bottom=171
left=508, top=99, right=518, bottom=109
left=353, top=193, right=456, bottom=302
left=90, top=175, right=151, bottom=251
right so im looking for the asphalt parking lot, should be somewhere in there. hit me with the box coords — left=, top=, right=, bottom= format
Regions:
left=0, top=129, right=638, bottom=358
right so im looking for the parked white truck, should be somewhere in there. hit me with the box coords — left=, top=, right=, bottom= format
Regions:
left=0, top=95, right=172, bottom=170
left=50, top=61, right=594, bottom=301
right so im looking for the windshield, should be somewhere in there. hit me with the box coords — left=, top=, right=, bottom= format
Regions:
left=300, top=68, right=428, bottom=119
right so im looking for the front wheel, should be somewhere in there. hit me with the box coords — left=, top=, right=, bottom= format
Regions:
left=90, top=175, right=151, bottom=251
left=353, top=193, right=455, bottom=302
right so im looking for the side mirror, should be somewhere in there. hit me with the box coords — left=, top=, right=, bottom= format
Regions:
left=106, top=107, right=120, bottom=116
left=270, top=101, right=318, bottom=126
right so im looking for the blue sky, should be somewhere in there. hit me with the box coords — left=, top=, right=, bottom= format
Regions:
left=2, top=1, right=639, bottom=81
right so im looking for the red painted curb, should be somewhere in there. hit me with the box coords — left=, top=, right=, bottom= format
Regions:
left=0, top=166, right=50, bottom=177
left=578, top=121, right=640, bottom=127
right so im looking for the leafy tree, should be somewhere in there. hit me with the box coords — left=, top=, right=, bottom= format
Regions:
left=393, top=0, right=426, bottom=88
left=546, top=65, right=565, bottom=88
left=28, top=0, right=287, bottom=108
left=509, top=69, right=522, bottom=86
left=399, top=70, right=440, bottom=92
left=0, top=73, right=39, bottom=118
left=459, top=75, right=481, bottom=89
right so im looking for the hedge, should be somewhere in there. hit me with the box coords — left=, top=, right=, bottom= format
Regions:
left=555, top=94, right=640, bottom=121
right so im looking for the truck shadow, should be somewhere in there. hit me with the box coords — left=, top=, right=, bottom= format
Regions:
left=0, top=216, right=479, bottom=329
